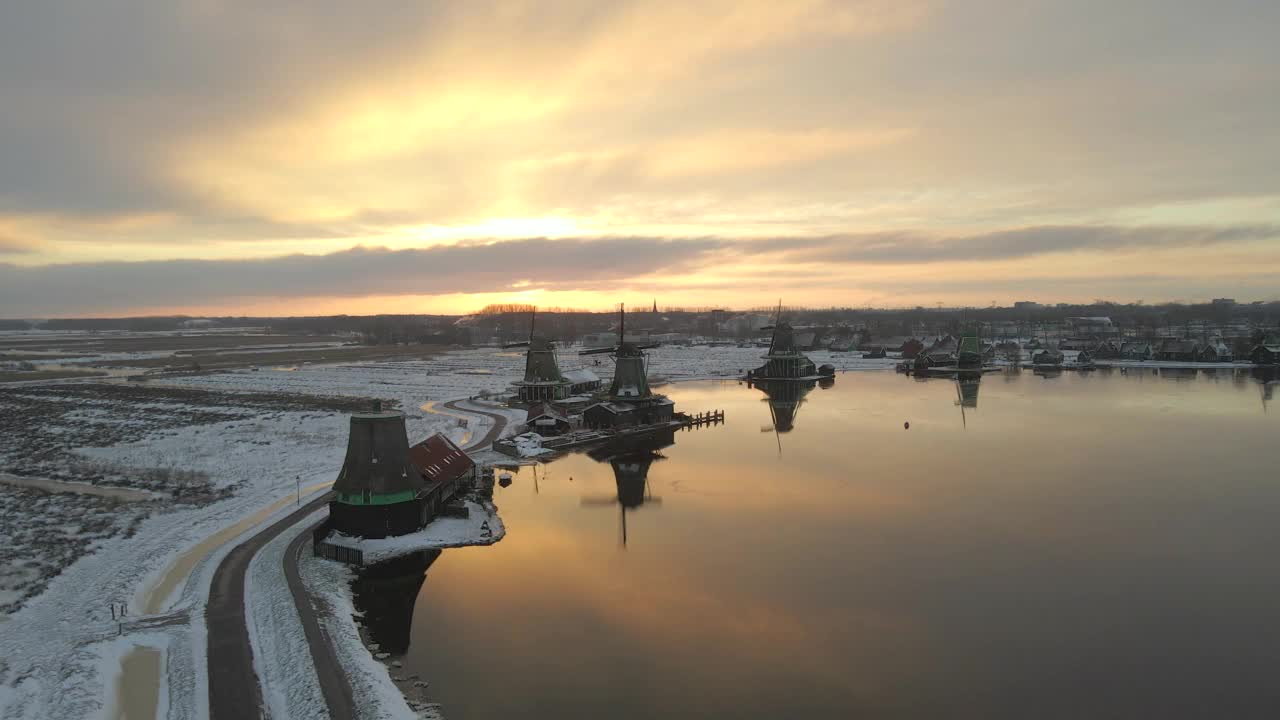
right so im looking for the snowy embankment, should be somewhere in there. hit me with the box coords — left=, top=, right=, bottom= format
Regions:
left=246, top=508, right=328, bottom=720
left=506, top=432, right=555, bottom=458
left=325, top=499, right=506, bottom=564
left=301, top=555, right=440, bottom=720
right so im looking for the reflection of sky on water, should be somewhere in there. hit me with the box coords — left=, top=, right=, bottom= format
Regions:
left=385, top=370, right=1280, bottom=719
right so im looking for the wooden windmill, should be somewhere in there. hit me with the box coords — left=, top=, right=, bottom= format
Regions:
left=506, top=308, right=568, bottom=403
left=579, top=304, right=661, bottom=400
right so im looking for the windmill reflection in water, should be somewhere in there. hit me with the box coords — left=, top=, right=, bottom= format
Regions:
left=579, top=428, right=676, bottom=548
left=752, top=376, right=833, bottom=453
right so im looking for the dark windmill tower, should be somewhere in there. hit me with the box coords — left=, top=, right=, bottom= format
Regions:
left=580, top=304, right=675, bottom=428
left=506, top=308, right=570, bottom=404
left=750, top=300, right=819, bottom=380
left=330, top=410, right=427, bottom=538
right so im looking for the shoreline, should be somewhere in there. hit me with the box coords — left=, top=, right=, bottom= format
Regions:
left=6, top=343, right=1274, bottom=719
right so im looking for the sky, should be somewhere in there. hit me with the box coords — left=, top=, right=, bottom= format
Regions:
left=1, top=0, right=1278, bottom=317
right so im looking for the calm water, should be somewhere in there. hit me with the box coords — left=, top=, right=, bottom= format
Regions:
left=357, top=368, right=1280, bottom=719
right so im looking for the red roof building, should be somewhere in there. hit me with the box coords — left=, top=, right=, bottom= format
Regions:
left=409, top=434, right=475, bottom=488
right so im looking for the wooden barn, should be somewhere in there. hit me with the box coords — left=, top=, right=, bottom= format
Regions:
left=1157, top=339, right=1201, bottom=362
left=1120, top=342, right=1153, bottom=361
left=583, top=398, right=675, bottom=429
left=1251, top=344, right=1280, bottom=365
left=526, top=402, right=573, bottom=435
left=1198, top=341, right=1234, bottom=363
left=1033, top=348, right=1064, bottom=366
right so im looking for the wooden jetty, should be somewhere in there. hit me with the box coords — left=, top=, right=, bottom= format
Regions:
left=678, top=409, right=725, bottom=428
left=493, top=409, right=727, bottom=458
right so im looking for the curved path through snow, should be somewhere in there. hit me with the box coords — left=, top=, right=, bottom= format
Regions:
left=440, top=398, right=512, bottom=451
left=206, top=492, right=334, bottom=719
left=206, top=397, right=511, bottom=719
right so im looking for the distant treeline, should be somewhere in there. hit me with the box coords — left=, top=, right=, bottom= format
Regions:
left=30, top=316, right=208, bottom=331
left=6, top=300, right=1277, bottom=343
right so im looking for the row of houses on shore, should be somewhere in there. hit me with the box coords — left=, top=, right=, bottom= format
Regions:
left=1090, top=338, right=1280, bottom=364
left=874, top=333, right=1280, bottom=365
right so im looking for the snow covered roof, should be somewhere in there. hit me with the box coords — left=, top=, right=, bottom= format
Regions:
left=527, top=402, right=569, bottom=422
left=587, top=401, right=636, bottom=414
left=563, top=368, right=599, bottom=384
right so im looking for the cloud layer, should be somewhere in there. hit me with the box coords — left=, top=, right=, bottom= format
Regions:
left=2, top=1, right=1279, bottom=313
left=3, top=226, right=1276, bottom=316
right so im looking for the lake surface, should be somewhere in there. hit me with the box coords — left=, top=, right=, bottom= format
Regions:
left=357, top=368, right=1280, bottom=719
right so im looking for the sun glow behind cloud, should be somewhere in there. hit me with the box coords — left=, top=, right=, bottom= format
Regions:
left=2, top=0, right=1279, bottom=316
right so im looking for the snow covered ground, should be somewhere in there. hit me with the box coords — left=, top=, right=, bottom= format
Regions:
left=0, top=341, right=898, bottom=720
left=325, top=499, right=505, bottom=564
left=247, top=509, right=328, bottom=720
left=0, top=349, right=535, bottom=720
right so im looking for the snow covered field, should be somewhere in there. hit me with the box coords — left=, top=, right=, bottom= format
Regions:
left=0, top=349, right=532, bottom=719
left=0, top=341, right=896, bottom=720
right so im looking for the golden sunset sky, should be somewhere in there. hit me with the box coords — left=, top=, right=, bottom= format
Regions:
left=1, top=1, right=1278, bottom=316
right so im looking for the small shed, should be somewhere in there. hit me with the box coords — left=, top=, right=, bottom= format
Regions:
left=1033, top=349, right=1064, bottom=366
left=1120, top=342, right=1153, bottom=361
left=1251, top=345, right=1280, bottom=365
left=899, top=338, right=925, bottom=359
left=914, top=351, right=956, bottom=370
left=1157, top=339, right=1200, bottom=362
left=562, top=368, right=602, bottom=395
left=526, top=402, right=572, bottom=435
left=1094, top=340, right=1122, bottom=359
left=1198, top=341, right=1233, bottom=363
left=583, top=398, right=675, bottom=429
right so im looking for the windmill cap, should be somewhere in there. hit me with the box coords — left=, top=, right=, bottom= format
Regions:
left=350, top=410, right=404, bottom=421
